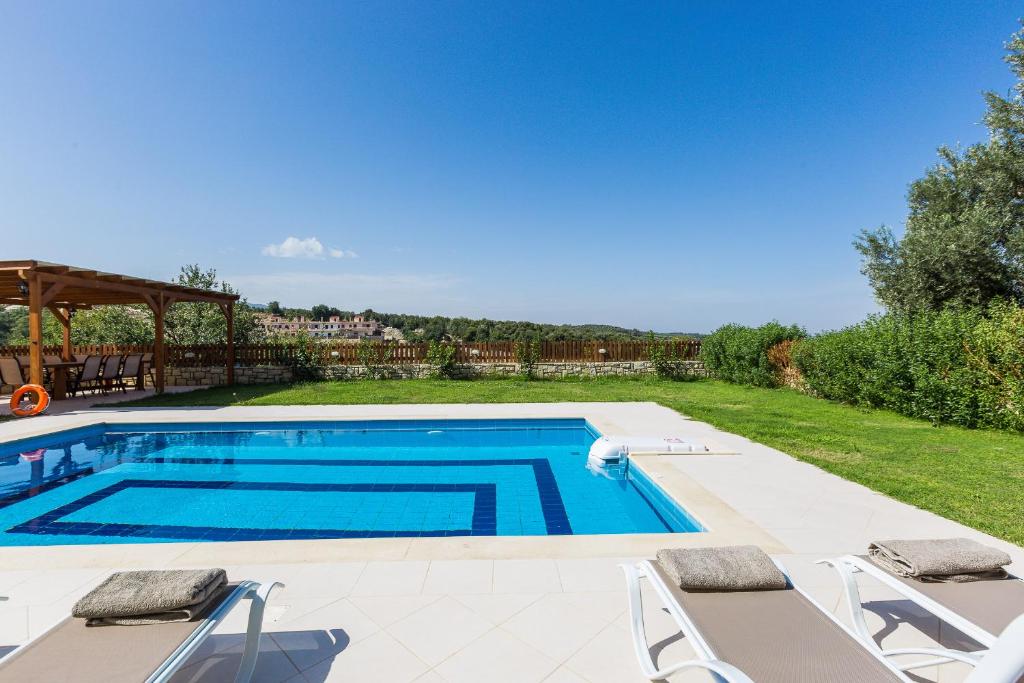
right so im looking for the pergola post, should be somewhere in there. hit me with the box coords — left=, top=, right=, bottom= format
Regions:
left=61, top=308, right=72, bottom=361
left=27, top=275, right=43, bottom=385
left=223, top=303, right=235, bottom=386
left=46, top=305, right=72, bottom=361
left=147, top=293, right=167, bottom=394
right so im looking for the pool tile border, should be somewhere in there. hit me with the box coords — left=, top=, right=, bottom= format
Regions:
left=9, top=479, right=500, bottom=541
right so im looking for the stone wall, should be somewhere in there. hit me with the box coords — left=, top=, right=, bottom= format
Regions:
left=163, top=365, right=294, bottom=386
left=3, top=360, right=706, bottom=393
left=162, top=360, right=705, bottom=386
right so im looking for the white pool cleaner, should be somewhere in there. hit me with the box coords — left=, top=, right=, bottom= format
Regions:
left=587, top=435, right=710, bottom=469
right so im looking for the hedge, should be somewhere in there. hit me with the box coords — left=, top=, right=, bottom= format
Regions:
left=700, top=322, right=805, bottom=387
left=792, top=302, right=1024, bottom=431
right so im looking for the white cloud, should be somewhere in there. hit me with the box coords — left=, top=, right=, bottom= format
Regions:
left=261, top=236, right=357, bottom=259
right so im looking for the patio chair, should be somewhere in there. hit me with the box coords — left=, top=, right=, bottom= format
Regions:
left=0, top=578, right=283, bottom=683
left=621, top=550, right=1024, bottom=682
left=113, top=353, right=143, bottom=392
left=0, top=357, right=25, bottom=390
left=819, top=552, right=1024, bottom=669
left=70, top=355, right=103, bottom=397
left=142, top=352, right=155, bottom=386
left=99, top=354, right=123, bottom=394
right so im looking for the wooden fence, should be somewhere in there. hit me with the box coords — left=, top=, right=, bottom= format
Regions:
left=0, top=339, right=701, bottom=367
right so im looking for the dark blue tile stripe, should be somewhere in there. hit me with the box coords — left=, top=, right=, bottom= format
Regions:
left=8, top=479, right=498, bottom=541
left=0, top=468, right=95, bottom=510
left=141, top=456, right=573, bottom=535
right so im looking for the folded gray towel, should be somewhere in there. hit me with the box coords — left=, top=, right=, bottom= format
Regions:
left=84, top=584, right=231, bottom=627
left=73, top=569, right=228, bottom=625
left=869, top=538, right=1011, bottom=583
left=656, top=545, right=788, bottom=592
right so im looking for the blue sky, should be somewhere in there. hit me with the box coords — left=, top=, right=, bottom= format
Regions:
left=0, top=2, right=1018, bottom=332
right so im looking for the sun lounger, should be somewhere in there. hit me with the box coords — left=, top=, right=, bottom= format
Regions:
left=622, top=547, right=1024, bottom=682
left=820, top=550, right=1024, bottom=668
left=0, top=578, right=282, bottom=683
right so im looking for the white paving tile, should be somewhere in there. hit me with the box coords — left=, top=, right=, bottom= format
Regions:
left=501, top=592, right=626, bottom=662
left=350, top=594, right=443, bottom=628
left=269, top=598, right=380, bottom=672
left=422, top=560, right=493, bottom=595
left=542, top=667, right=590, bottom=683
left=351, top=561, right=429, bottom=597
left=492, top=560, right=562, bottom=594
left=434, top=628, right=558, bottom=683
left=297, top=630, right=429, bottom=683
left=451, top=592, right=542, bottom=626
left=387, top=596, right=494, bottom=667
left=556, top=558, right=623, bottom=593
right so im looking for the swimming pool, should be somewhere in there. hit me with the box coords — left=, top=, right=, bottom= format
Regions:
left=0, top=419, right=703, bottom=545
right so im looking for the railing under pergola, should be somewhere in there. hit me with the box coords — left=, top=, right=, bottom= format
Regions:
left=0, top=260, right=239, bottom=394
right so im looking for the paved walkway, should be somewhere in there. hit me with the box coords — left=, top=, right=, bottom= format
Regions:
left=0, top=402, right=1018, bottom=682
left=0, top=385, right=203, bottom=417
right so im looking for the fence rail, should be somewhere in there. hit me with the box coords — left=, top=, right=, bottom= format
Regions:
left=0, top=339, right=701, bottom=367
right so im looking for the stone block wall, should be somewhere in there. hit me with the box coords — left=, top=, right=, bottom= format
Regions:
left=162, top=365, right=294, bottom=386
left=159, top=360, right=705, bottom=386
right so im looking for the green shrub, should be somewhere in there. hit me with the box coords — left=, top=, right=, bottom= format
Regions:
left=514, top=338, right=542, bottom=379
left=284, top=334, right=326, bottom=381
left=793, top=304, right=1024, bottom=431
left=426, top=341, right=459, bottom=379
left=645, top=333, right=689, bottom=379
left=701, top=322, right=804, bottom=387
left=355, top=338, right=395, bottom=379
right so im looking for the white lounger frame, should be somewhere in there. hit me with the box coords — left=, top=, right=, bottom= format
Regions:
left=820, top=554, right=1024, bottom=675
left=620, top=559, right=910, bottom=683
left=0, top=579, right=282, bottom=683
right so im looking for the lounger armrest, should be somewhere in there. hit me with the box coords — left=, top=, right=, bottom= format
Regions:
left=883, top=646, right=983, bottom=667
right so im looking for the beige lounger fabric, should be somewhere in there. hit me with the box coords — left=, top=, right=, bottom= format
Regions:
left=869, top=538, right=1010, bottom=583
left=650, top=563, right=902, bottom=683
left=0, top=583, right=235, bottom=682
left=861, top=555, right=1024, bottom=636
left=656, top=545, right=788, bottom=592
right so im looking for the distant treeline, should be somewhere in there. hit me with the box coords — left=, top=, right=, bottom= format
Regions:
left=265, top=302, right=700, bottom=342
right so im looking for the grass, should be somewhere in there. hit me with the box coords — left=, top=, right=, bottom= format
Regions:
left=112, top=377, right=1024, bottom=545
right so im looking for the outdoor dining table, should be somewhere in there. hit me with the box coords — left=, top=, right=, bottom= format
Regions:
left=42, top=360, right=83, bottom=401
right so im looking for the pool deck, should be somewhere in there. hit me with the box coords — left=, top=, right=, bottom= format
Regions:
left=0, top=402, right=1019, bottom=682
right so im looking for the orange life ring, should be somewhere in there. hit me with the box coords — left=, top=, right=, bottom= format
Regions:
left=10, top=384, right=50, bottom=417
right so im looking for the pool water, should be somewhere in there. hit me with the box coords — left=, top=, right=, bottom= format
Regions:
left=0, top=419, right=703, bottom=545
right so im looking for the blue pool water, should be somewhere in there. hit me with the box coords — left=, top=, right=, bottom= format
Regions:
left=0, top=419, right=703, bottom=545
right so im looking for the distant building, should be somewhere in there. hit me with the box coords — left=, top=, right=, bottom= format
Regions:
left=258, top=314, right=384, bottom=339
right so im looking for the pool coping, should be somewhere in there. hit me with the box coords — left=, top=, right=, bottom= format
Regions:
left=0, top=402, right=787, bottom=567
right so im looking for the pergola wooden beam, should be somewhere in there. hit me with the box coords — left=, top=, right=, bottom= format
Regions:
left=0, top=260, right=239, bottom=395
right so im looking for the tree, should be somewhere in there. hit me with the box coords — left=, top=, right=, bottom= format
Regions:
left=855, top=23, right=1024, bottom=311
left=0, top=306, right=25, bottom=345
left=164, top=264, right=266, bottom=345
left=266, top=301, right=282, bottom=315
left=310, top=304, right=342, bottom=321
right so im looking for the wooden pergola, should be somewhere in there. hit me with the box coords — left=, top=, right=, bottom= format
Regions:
left=0, top=261, right=239, bottom=394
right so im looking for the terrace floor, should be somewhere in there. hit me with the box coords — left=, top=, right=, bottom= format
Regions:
left=0, top=402, right=1019, bottom=682
left=0, top=385, right=204, bottom=418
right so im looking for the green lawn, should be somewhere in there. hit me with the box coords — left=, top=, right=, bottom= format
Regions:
left=112, top=377, right=1024, bottom=545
